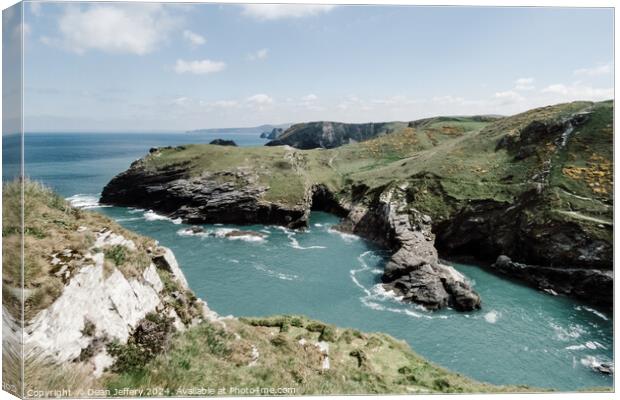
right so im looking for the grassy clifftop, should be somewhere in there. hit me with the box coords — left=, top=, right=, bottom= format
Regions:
left=138, top=113, right=492, bottom=206
left=141, top=100, right=611, bottom=227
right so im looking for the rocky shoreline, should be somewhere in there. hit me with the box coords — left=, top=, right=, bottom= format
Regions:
left=101, top=164, right=309, bottom=228
left=490, top=255, right=613, bottom=308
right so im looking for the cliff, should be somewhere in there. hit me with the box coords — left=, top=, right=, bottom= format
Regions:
left=3, top=181, right=518, bottom=395
left=266, top=121, right=406, bottom=149
left=101, top=100, right=613, bottom=308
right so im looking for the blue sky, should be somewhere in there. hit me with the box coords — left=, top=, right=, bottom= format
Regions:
left=21, top=2, right=613, bottom=131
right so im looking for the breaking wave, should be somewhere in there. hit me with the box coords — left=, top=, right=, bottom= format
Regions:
left=177, top=227, right=267, bottom=243
left=144, top=210, right=182, bottom=224
left=66, top=194, right=110, bottom=209
left=328, top=228, right=360, bottom=243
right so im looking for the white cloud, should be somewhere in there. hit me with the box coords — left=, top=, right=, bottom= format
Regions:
left=182, top=30, right=206, bottom=46
left=248, top=48, right=269, bottom=61
left=515, top=77, right=535, bottom=91
left=494, top=90, right=524, bottom=105
left=246, top=93, right=274, bottom=106
left=30, top=2, right=42, bottom=16
left=573, top=63, right=611, bottom=77
left=241, top=4, right=335, bottom=20
left=174, top=59, right=226, bottom=74
left=49, top=4, right=177, bottom=55
left=301, top=94, right=318, bottom=102
left=541, top=82, right=612, bottom=100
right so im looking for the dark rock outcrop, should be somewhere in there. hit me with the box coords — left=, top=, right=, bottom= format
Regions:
left=429, top=110, right=612, bottom=307
left=209, top=139, right=237, bottom=146
left=490, top=255, right=612, bottom=307
left=338, top=184, right=481, bottom=311
left=264, top=139, right=286, bottom=147
left=100, top=163, right=308, bottom=228
left=269, top=121, right=399, bottom=149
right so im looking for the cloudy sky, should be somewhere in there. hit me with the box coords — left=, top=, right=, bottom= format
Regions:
left=21, top=2, right=614, bottom=131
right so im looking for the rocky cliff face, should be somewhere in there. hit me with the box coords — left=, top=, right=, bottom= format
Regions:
left=23, top=227, right=217, bottom=377
left=266, top=121, right=404, bottom=149
left=102, top=161, right=480, bottom=311
left=489, top=255, right=612, bottom=307
left=101, top=159, right=309, bottom=228
left=337, top=183, right=480, bottom=311
left=424, top=106, right=613, bottom=306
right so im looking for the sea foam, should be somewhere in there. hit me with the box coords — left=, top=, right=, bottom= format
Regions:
left=66, top=194, right=110, bottom=209
left=144, top=210, right=182, bottom=224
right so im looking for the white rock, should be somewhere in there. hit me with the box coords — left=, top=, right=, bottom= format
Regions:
left=160, top=247, right=189, bottom=288
left=92, top=350, right=114, bottom=378
left=315, top=341, right=330, bottom=370
left=26, top=251, right=162, bottom=364
left=94, top=230, right=136, bottom=251
left=248, top=345, right=260, bottom=367
left=142, top=264, right=164, bottom=293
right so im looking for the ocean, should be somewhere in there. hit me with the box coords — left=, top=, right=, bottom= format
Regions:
left=2, top=132, right=613, bottom=390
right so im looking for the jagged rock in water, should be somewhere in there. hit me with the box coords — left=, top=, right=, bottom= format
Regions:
left=338, top=184, right=481, bottom=311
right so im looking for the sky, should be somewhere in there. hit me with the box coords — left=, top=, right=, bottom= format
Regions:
left=17, top=2, right=615, bottom=131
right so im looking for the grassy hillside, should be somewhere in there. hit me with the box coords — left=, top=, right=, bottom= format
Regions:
left=143, top=101, right=611, bottom=223
left=139, top=114, right=492, bottom=206
left=105, top=315, right=526, bottom=395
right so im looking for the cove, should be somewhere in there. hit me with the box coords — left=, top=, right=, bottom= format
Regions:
left=11, top=132, right=613, bottom=391
left=99, top=207, right=613, bottom=391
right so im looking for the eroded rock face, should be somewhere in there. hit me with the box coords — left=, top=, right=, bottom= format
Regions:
left=491, top=255, right=612, bottom=307
left=434, top=192, right=613, bottom=270
left=339, top=184, right=481, bottom=311
left=101, top=165, right=308, bottom=228
left=23, top=229, right=217, bottom=377
left=267, top=121, right=397, bottom=149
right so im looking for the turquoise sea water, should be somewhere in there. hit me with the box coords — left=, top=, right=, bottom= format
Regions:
left=3, top=132, right=613, bottom=390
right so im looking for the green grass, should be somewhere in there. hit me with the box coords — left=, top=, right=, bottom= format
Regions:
left=105, top=315, right=530, bottom=395
left=140, top=101, right=612, bottom=232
